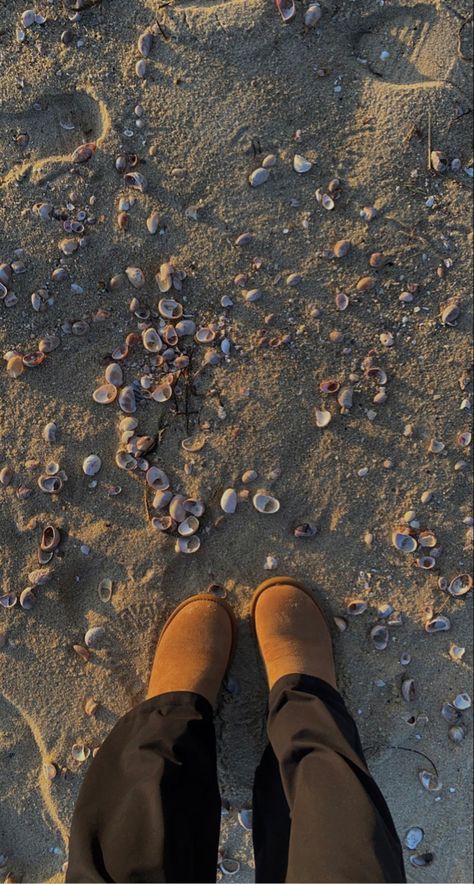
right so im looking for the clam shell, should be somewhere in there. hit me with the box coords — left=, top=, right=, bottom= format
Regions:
left=98, top=578, right=113, bottom=602
left=338, top=386, right=353, bottom=412
left=431, top=149, right=448, bottom=173
left=334, top=616, right=348, bottom=632
left=105, top=363, right=123, bottom=386
left=453, top=692, right=471, bottom=710
left=392, top=531, right=417, bottom=553
left=219, top=858, right=241, bottom=876
left=41, top=525, right=60, bottom=552
left=221, top=488, right=237, bottom=514
left=360, top=206, right=378, bottom=221
left=42, top=422, right=57, bottom=442
left=151, top=515, right=176, bottom=532
left=370, top=625, right=388, bottom=651
left=195, top=327, right=216, bottom=344
left=158, top=298, right=183, bottom=320
left=319, top=378, right=340, bottom=394
left=143, top=328, right=163, bottom=352
left=175, top=320, right=196, bottom=338
left=6, top=355, right=24, bottom=378
left=425, top=615, right=451, bottom=633
left=151, top=384, right=173, bottom=403
left=118, top=386, right=137, bottom=414
left=23, top=351, right=46, bottom=368
left=333, top=239, right=351, bottom=258
left=401, top=678, right=415, bottom=702
left=181, top=436, right=205, bottom=452
left=449, top=724, right=466, bottom=744
left=175, top=535, right=201, bottom=554
left=123, top=172, right=148, bottom=192
left=115, top=451, right=137, bottom=470
left=71, top=743, right=90, bottom=763
left=419, top=770, right=442, bottom=792
left=73, top=644, right=91, bottom=662
left=405, top=828, right=424, bottom=850
left=0, top=466, right=14, bottom=486
left=19, top=588, right=36, bottom=610
left=418, top=531, right=437, bottom=548
left=84, top=626, right=106, bottom=649
left=0, top=592, right=17, bottom=608
left=183, top=499, right=205, bottom=517
left=346, top=600, right=367, bottom=616
left=449, top=643, right=465, bottom=661
left=178, top=516, right=199, bottom=536
left=28, top=568, right=52, bottom=586
left=249, top=168, right=269, bottom=187
left=84, top=698, right=100, bottom=716
left=356, top=276, right=376, bottom=292
left=146, top=467, right=170, bottom=490
left=304, top=2, right=322, bottom=26
left=409, top=853, right=434, bottom=868
left=315, top=407, right=332, bottom=428
left=293, top=523, right=317, bottom=538
left=441, top=702, right=460, bottom=723
left=458, top=430, right=471, bottom=447
left=137, top=29, right=153, bottom=57
left=169, top=495, right=187, bottom=523
left=125, top=267, right=145, bottom=289
left=416, top=556, right=436, bottom=570
left=293, top=154, right=312, bottom=174
left=38, top=475, right=63, bottom=493
left=439, top=300, right=460, bottom=325
left=447, top=574, right=472, bottom=597
left=93, top=384, right=117, bottom=404
left=252, top=493, right=280, bottom=514
left=82, top=455, right=102, bottom=476
left=428, top=438, right=444, bottom=453
left=152, top=489, right=173, bottom=511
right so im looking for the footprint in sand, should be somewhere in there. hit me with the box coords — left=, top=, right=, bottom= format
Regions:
left=0, top=88, right=110, bottom=185
left=351, top=3, right=460, bottom=88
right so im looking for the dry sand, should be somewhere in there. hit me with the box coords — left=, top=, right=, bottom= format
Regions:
left=0, top=0, right=473, bottom=881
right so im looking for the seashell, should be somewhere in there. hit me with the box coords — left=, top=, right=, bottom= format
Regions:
left=93, top=384, right=117, bottom=405
left=360, top=206, right=378, bottom=222
left=59, top=237, right=78, bottom=256
left=119, top=417, right=138, bottom=431
left=98, top=578, right=113, bottom=602
left=333, top=240, right=351, bottom=258
left=425, top=615, right=451, bottom=633
left=37, top=548, right=53, bottom=565
left=118, top=386, right=137, bottom=414
left=73, top=644, right=91, bottom=663
left=430, top=150, right=448, bottom=173
left=153, top=489, right=173, bottom=510
left=315, top=407, right=332, bottom=428
left=146, top=467, right=170, bottom=490
left=428, top=438, right=444, bottom=454
left=151, top=384, right=173, bottom=403
left=236, top=233, right=253, bottom=246
left=321, top=193, right=335, bottom=210
left=458, top=430, right=471, bottom=447
left=71, top=142, right=96, bottom=164
left=82, top=455, right=101, bottom=476
left=319, top=378, right=340, bottom=394
left=19, top=588, right=36, bottom=610
left=449, top=643, right=465, bottom=661
left=0, top=262, right=12, bottom=286
left=162, top=324, right=178, bottom=347
left=418, top=531, right=437, bottom=548
left=219, top=858, right=241, bottom=876
left=447, top=574, right=472, bottom=597
left=370, top=625, right=388, bottom=651
left=379, top=332, right=394, bottom=347
left=401, top=678, right=415, bottom=702
left=392, top=530, right=417, bottom=553
left=38, top=334, right=60, bottom=353
left=293, top=523, right=317, bottom=538
left=115, top=450, right=137, bottom=471
left=43, top=761, right=58, bottom=780
left=0, top=592, right=17, bottom=608
left=0, top=466, right=14, bottom=486
left=183, top=499, right=205, bottom=517
left=72, top=320, right=90, bottom=336
left=84, top=626, right=106, bottom=649
left=453, top=692, right=471, bottom=710
left=304, top=2, right=322, bottom=26
left=346, top=600, right=367, bottom=616
left=334, top=292, right=349, bottom=314
left=293, top=154, right=312, bottom=174
left=22, top=351, right=46, bottom=369
left=337, top=386, right=353, bottom=414
left=152, top=515, right=176, bottom=532
left=181, top=436, right=205, bottom=452
left=104, top=363, right=123, bottom=387
left=449, top=724, right=466, bottom=744
left=169, top=495, right=187, bottom=523
left=369, top=252, right=387, bottom=269
left=249, top=167, right=269, bottom=187
left=137, top=30, right=153, bottom=57
left=38, top=475, right=63, bottom=494
left=84, top=698, right=100, bottom=716
left=6, top=355, right=24, bottom=378
left=175, top=536, right=201, bottom=554
left=125, top=267, right=145, bottom=289
left=241, top=469, right=258, bottom=484
left=123, top=172, right=148, bottom=192
left=356, top=276, right=376, bottom=292
left=405, top=828, right=424, bottom=850
left=42, top=422, right=57, bottom=442
left=41, top=525, right=60, bottom=552
left=71, top=743, right=90, bottom=763
left=334, top=616, right=348, bottom=632
left=178, top=516, right=199, bottom=536
left=195, top=326, right=216, bottom=345
left=203, top=349, right=222, bottom=366
left=419, top=769, right=442, bottom=791
left=142, top=328, right=163, bottom=352
left=136, top=59, right=148, bottom=78
left=135, top=436, right=154, bottom=454
left=409, top=853, right=434, bottom=868
left=399, top=652, right=411, bottom=666
left=439, top=300, right=460, bottom=326
left=416, top=556, right=436, bottom=570
left=158, top=298, right=183, bottom=320
left=175, top=319, right=196, bottom=337
left=441, top=702, right=461, bottom=723
left=221, top=488, right=238, bottom=514
left=242, top=288, right=261, bottom=303
left=262, top=154, right=277, bottom=168
left=147, top=211, right=160, bottom=234
left=252, top=493, right=280, bottom=514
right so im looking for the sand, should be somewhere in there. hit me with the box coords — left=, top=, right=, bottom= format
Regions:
left=0, top=0, right=473, bottom=881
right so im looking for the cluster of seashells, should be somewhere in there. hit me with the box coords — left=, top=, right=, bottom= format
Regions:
left=440, top=691, right=471, bottom=744
left=314, top=353, right=389, bottom=428
left=148, top=472, right=205, bottom=554
left=3, top=333, right=60, bottom=378
left=1, top=256, right=28, bottom=309
left=0, top=526, right=58, bottom=611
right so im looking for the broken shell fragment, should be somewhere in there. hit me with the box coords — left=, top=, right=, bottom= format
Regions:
left=98, top=578, right=113, bottom=602
left=82, top=455, right=102, bottom=476
left=221, top=488, right=238, bottom=514
left=346, top=600, right=367, bottom=616
left=419, top=770, right=442, bottom=792
left=123, top=172, right=148, bottom=192
left=370, top=625, right=389, bottom=651
left=430, top=150, right=448, bottom=173
left=360, top=206, right=378, bottom=222
left=334, top=616, right=348, bottom=632
left=428, top=438, right=445, bottom=454
left=293, top=523, right=317, bottom=538
left=93, top=384, right=117, bottom=404
left=71, top=743, right=91, bottom=763
left=425, top=615, right=451, bottom=633
left=315, top=407, right=332, bottom=428
left=449, top=644, right=465, bottom=661
left=447, top=574, right=472, bottom=597
left=84, top=698, right=100, bottom=716
left=73, top=644, right=91, bottom=663
left=338, top=386, right=353, bottom=413
left=409, top=853, right=434, bottom=869
left=252, top=493, right=280, bottom=514
left=439, top=300, right=460, bottom=326
left=181, top=436, right=205, bottom=452
left=401, top=678, right=415, bottom=702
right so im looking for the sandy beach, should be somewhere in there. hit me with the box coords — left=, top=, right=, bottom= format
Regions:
left=0, top=0, right=473, bottom=881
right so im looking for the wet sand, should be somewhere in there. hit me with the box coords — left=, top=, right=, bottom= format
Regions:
left=0, top=0, right=473, bottom=881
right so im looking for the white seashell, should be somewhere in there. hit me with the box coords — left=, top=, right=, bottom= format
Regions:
left=147, top=211, right=160, bottom=234
left=293, top=154, right=313, bottom=174
left=304, top=2, right=322, bottom=26
left=220, top=488, right=237, bottom=514
left=419, top=770, right=442, bottom=792
left=119, top=416, right=138, bottom=432
left=146, top=467, right=170, bottom=490
left=151, top=384, right=173, bottom=403
left=175, top=320, right=196, bottom=337
left=84, top=626, right=106, bottom=649
left=153, top=489, right=173, bottom=510
left=321, top=193, right=335, bottom=210
left=181, top=436, right=205, bottom=452
left=105, top=363, right=123, bottom=386
left=405, top=828, right=424, bottom=850
left=169, top=495, right=187, bottom=523
left=249, top=167, right=269, bottom=187
left=158, top=298, right=183, bottom=320
left=453, top=692, right=471, bottom=710
left=118, top=386, right=137, bottom=414
left=370, top=625, right=388, bottom=650
left=82, top=455, right=102, bottom=476
left=392, top=531, right=417, bottom=553
left=264, top=555, right=278, bottom=570
left=178, top=516, right=199, bottom=536
left=115, top=450, right=137, bottom=470
left=142, top=328, right=163, bottom=352
left=252, top=492, right=280, bottom=514
left=315, top=407, right=331, bottom=428
left=447, top=574, right=472, bottom=597
left=125, top=267, right=145, bottom=289
left=93, top=384, right=117, bottom=404
left=183, top=499, right=205, bottom=517
left=71, top=743, right=90, bottom=763
left=42, top=422, right=57, bottom=442
left=175, top=535, right=201, bottom=554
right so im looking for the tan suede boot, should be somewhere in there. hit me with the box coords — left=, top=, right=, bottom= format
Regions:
left=251, top=576, right=337, bottom=690
left=147, top=594, right=237, bottom=704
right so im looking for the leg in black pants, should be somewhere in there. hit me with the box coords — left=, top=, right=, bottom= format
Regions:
left=66, top=677, right=405, bottom=883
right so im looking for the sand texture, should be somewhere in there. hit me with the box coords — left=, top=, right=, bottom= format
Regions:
left=0, top=0, right=473, bottom=881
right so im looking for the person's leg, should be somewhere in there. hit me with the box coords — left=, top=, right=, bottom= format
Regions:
left=66, top=595, right=236, bottom=884
left=251, top=577, right=406, bottom=884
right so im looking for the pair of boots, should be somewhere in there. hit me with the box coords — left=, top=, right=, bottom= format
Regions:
left=146, top=576, right=336, bottom=704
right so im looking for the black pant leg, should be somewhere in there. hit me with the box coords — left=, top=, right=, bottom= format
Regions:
left=262, top=674, right=406, bottom=884
left=66, top=692, right=221, bottom=883
left=252, top=743, right=291, bottom=882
